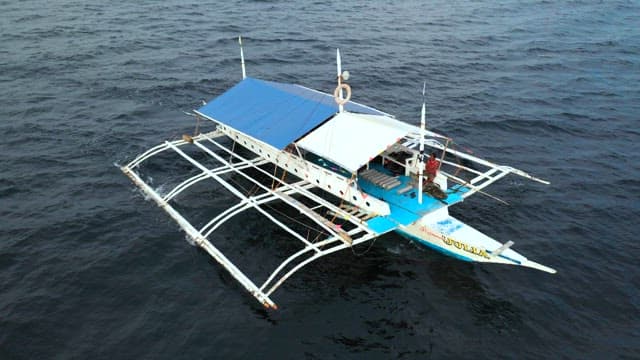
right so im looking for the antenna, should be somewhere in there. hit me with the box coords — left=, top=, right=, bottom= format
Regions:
left=336, top=48, right=342, bottom=78
left=336, top=49, right=344, bottom=112
left=239, top=36, right=246, bottom=79
left=418, top=81, right=427, bottom=204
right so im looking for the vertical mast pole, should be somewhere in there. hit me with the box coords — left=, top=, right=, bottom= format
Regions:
left=239, top=36, right=246, bottom=79
left=418, top=81, right=426, bottom=204
left=336, top=48, right=344, bottom=113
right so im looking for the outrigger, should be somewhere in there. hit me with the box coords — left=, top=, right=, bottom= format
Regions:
left=122, top=39, right=555, bottom=309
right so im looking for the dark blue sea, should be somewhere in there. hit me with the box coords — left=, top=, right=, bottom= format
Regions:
left=1, top=0, right=639, bottom=358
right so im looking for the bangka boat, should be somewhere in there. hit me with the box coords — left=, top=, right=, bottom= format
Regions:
left=122, top=38, right=555, bottom=309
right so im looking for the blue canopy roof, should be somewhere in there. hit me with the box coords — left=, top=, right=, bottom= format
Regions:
left=196, top=77, right=388, bottom=150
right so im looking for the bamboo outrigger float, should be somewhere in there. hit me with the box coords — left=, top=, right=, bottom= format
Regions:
left=122, top=39, right=555, bottom=309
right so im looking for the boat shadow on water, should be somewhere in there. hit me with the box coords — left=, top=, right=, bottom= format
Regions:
left=394, top=238, right=524, bottom=331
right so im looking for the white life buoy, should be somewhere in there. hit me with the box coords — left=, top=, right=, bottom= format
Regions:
left=333, top=83, right=351, bottom=105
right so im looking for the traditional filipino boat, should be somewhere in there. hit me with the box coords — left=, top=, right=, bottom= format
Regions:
left=122, top=38, right=555, bottom=309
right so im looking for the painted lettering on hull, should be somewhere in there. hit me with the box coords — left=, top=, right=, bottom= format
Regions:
left=416, top=225, right=490, bottom=260
left=442, top=235, right=490, bottom=259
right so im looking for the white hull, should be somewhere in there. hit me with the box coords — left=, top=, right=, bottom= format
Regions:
left=397, top=208, right=556, bottom=273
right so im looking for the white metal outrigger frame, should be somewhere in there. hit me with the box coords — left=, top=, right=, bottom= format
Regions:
left=122, top=130, right=390, bottom=309
left=397, top=132, right=550, bottom=199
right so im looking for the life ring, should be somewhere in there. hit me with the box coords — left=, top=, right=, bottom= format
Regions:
left=333, top=83, right=351, bottom=105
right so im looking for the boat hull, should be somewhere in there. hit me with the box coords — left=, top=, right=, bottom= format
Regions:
left=395, top=212, right=556, bottom=273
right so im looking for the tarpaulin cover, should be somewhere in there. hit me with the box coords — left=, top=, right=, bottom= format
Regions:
left=197, top=77, right=387, bottom=150
left=297, top=112, right=412, bottom=172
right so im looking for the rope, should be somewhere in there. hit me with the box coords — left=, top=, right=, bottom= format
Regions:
left=278, top=169, right=287, bottom=189
left=194, top=115, right=201, bottom=136
left=188, top=136, right=374, bottom=250
left=327, top=173, right=357, bottom=224
left=229, top=141, right=236, bottom=163
left=450, top=142, right=464, bottom=178
left=221, top=171, right=330, bottom=238
left=350, top=236, right=379, bottom=256
left=271, top=164, right=279, bottom=190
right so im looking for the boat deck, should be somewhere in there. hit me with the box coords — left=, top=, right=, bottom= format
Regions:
left=359, top=163, right=470, bottom=232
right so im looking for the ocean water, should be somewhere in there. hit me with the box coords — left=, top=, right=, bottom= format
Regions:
left=1, top=0, right=639, bottom=358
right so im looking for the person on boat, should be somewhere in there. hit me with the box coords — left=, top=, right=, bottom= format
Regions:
left=425, top=152, right=439, bottom=183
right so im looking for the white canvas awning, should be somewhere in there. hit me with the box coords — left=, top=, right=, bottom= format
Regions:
left=296, top=112, right=413, bottom=173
